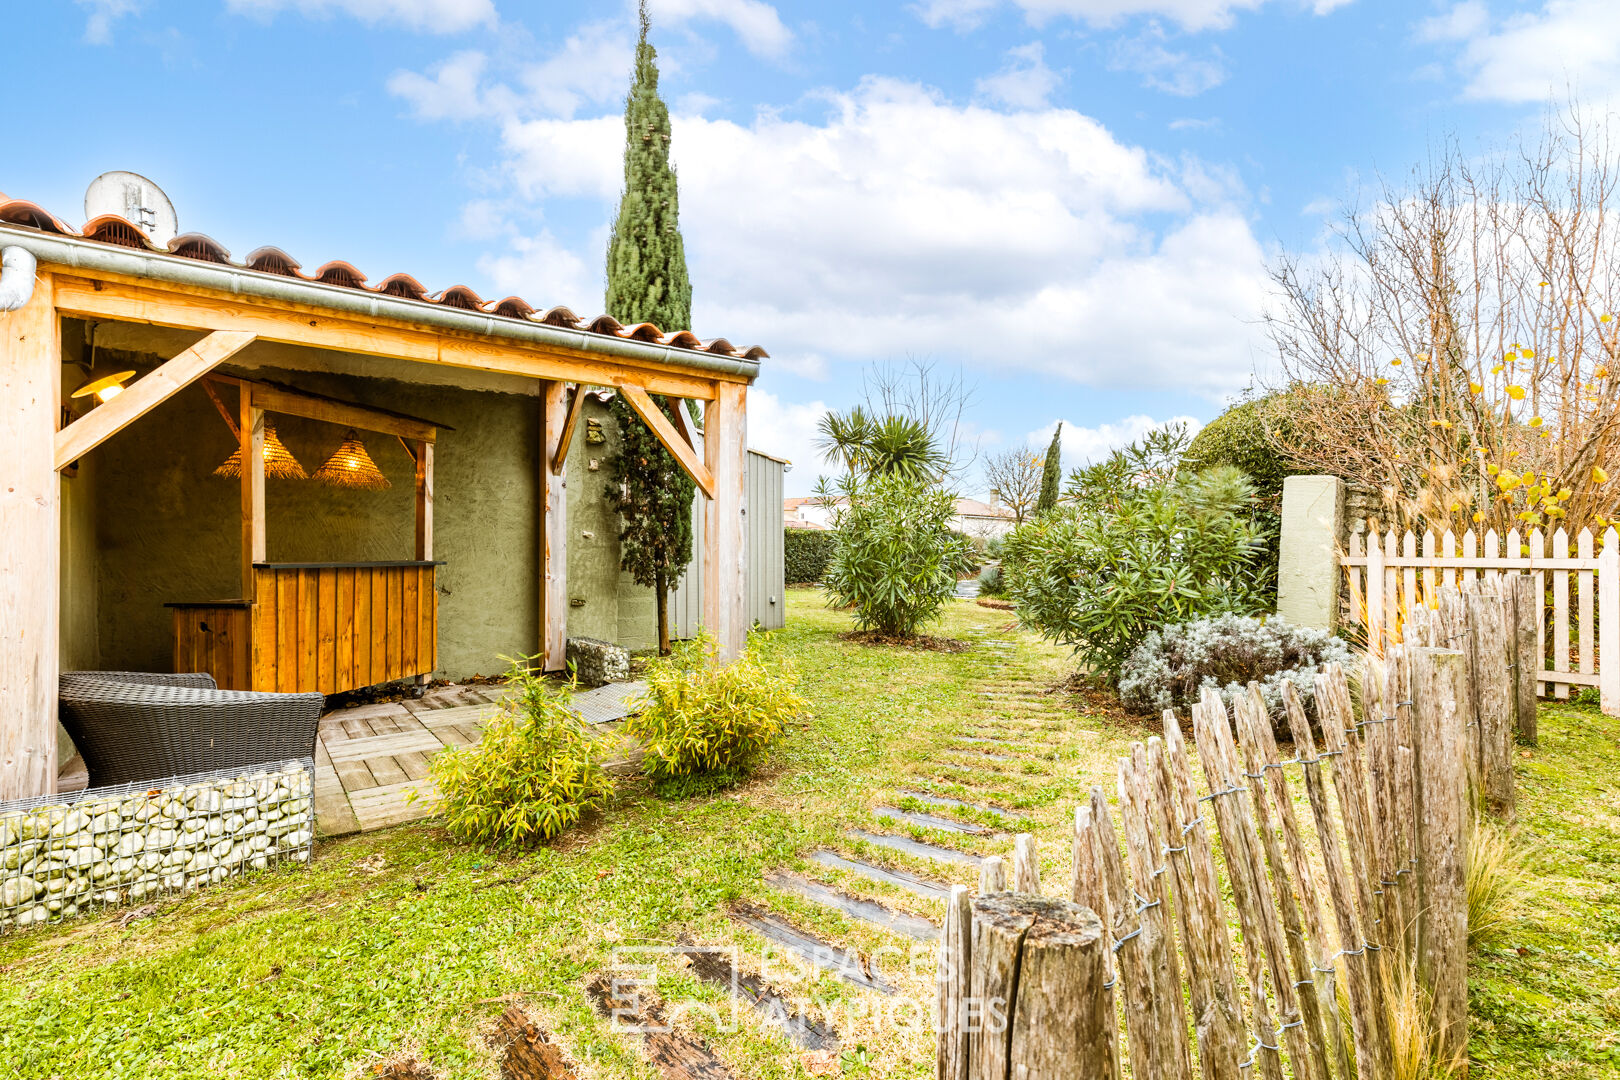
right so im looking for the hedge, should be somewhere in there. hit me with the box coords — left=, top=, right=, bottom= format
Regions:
left=785, top=528, right=838, bottom=583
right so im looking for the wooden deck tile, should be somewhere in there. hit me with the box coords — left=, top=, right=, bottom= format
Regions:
left=366, top=754, right=411, bottom=787
left=416, top=703, right=499, bottom=728
left=324, top=729, right=445, bottom=763
left=349, top=778, right=439, bottom=830
left=330, top=755, right=378, bottom=794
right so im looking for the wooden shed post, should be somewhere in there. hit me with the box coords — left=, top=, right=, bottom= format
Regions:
left=0, top=269, right=60, bottom=801
left=702, top=382, right=748, bottom=661
left=240, top=388, right=265, bottom=600
left=540, top=381, right=570, bottom=671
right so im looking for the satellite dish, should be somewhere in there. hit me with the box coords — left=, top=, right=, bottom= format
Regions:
left=84, top=171, right=178, bottom=247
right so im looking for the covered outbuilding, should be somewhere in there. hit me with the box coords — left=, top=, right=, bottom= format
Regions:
left=0, top=198, right=764, bottom=802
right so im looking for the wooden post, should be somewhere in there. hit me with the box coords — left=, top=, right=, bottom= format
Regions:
left=1071, top=805, right=1122, bottom=1080
left=966, top=894, right=1111, bottom=1080
left=702, top=382, right=747, bottom=661
left=979, top=855, right=1006, bottom=895
left=1508, top=575, right=1538, bottom=745
left=1089, top=787, right=1170, bottom=1080
left=1012, top=834, right=1040, bottom=895
left=414, top=440, right=433, bottom=560
left=1409, top=647, right=1470, bottom=1070
left=1600, top=529, right=1619, bottom=718
left=0, top=268, right=60, bottom=801
left=1467, top=589, right=1516, bottom=818
left=540, top=381, right=569, bottom=671
left=239, top=388, right=265, bottom=601
left=936, top=884, right=972, bottom=1080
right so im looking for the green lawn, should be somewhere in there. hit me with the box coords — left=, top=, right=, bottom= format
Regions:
left=1, top=591, right=1615, bottom=1078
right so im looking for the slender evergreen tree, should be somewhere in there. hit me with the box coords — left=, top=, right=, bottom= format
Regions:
left=1035, top=422, right=1063, bottom=515
left=605, top=0, right=695, bottom=654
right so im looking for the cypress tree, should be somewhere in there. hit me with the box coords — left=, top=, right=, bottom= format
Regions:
left=604, top=0, right=695, bottom=655
left=1036, top=422, right=1063, bottom=515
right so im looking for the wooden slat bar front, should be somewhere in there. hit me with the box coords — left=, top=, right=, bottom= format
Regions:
left=169, top=561, right=438, bottom=694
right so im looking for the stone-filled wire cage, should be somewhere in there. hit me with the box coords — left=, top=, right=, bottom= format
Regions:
left=0, top=758, right=315, bottom=931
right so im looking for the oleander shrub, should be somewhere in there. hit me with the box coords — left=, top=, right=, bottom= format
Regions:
left=626, top=632, right=805, bottom=795
left=823, top=472, right=975, bottom=638
left=426, top=658, right=615, bottom=845
left=977, top=563, right=1006, bottom=598
left=785, top=527, right=838, bottom=584
left=1004, top=442, right=1271, bottom=680
left=1116, top=613, right=1354, bottom=722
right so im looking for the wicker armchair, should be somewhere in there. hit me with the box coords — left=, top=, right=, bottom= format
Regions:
left=59, top=672, right=325, bottom=788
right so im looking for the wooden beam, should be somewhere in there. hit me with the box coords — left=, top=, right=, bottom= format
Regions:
left=670, top=394, right=696, bottom=451
left=414, top=441, right=434, bottom=561
left=51, top=273, right=728, bottom=400
left=550, top=384, right=588, bottom=474
left=540, top=382, right=570, bottom=672
left=54, top=329, right=256, bottom=469
left=0, top=269, right=61, bottom=799
left=241, top=391, right=265, bottom=600
left=617, top=382, right=716, bottom=499
left=250, top=383, right=437, bottom=443
left=201, top=376, right=241, bottom=439
left=702, top=381, right=748, bottom=662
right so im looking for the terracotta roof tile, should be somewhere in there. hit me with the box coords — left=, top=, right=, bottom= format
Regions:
left=375, top=272, right=430, bottom=300
left=0, top=196, right=767, bottom=363
left=312, top=260, right=367, bottom=289
left=243, top=245, right=304, bottom=277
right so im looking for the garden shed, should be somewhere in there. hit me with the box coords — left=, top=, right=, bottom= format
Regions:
left=0, top=195, right=766, bottom=802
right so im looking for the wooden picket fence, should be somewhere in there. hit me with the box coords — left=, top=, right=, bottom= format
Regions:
left=936, top=626, right=1512, bottom=1079
left=1343, top=526, right=1620, bottom=711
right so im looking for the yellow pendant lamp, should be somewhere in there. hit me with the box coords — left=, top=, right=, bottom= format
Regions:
left=70, top=369, right=137, bottom=404
left=213, top=421, right=309, bottom=480
left=313, top=429, right=390, bottom=490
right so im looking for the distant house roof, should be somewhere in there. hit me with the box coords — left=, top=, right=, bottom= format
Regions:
left=954, top=497, right=1014, bottom=519
left=0, top=196, right=768, bottom=362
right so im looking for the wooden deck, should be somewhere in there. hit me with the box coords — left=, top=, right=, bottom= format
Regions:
left=315, top=680, right=647, bottom=836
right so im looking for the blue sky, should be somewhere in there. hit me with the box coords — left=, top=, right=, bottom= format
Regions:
left=9, top=0, right=1609, bottom=495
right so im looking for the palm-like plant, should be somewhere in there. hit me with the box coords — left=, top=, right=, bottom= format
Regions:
left=816, top=407, right=946, bottom=482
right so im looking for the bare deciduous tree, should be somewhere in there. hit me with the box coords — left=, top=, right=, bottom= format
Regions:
left=1266, top=103, right=1620, bottom=537
left=982, top=447, right=1045, bottom=524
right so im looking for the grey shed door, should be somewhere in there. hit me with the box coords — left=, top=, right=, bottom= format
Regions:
left=671, top=445, right=786, bottom=638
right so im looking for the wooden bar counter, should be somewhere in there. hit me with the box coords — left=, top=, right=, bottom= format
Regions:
left=169, top=561, right=440, bottom=694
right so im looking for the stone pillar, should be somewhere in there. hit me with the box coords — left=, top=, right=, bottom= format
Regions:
left=1277, top=475, right=1344, bottom=631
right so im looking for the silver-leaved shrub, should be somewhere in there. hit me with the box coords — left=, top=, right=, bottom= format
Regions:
left=1117, top=613, right=1354, bottom=725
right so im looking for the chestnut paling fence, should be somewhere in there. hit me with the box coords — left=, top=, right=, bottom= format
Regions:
left=1343, top=525, right=1620, bottom=711
left=936, top=580, right=1529, bottom=1079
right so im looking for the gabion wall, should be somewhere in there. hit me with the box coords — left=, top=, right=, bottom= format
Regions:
left=0, top=758, right=314, bottom=931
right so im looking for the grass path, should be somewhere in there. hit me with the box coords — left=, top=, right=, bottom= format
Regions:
left=0, top=591, right=1614, bottom=1078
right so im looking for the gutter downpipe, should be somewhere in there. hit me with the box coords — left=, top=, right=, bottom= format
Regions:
left=0, top=225, right=761, bottom=381
left=0, top=246, right=37, bottom=312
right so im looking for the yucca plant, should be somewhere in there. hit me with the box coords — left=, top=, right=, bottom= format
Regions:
left=626, top=632, right=805, bottom=793
left=423, top=658, right=616, bottom=845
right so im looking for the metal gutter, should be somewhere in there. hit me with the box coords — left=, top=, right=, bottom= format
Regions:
left=0, top=224, right=761, bottom=381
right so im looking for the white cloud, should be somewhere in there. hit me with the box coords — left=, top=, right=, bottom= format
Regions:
left=1110, top=24, right=1227, bottom=95
left=1169, top=116, right=1221, bottom=131
left=976, top=42, right=1063, bottom=109
left=476, top=229, right=600, bottom=310
left=407, top=72, right=1269, bottom=396
left=1029, top=413, right=1205, bottom=471
left=224, top=0, right=496, bottom=33
left=914, top=0, right=1333, bottom=34
left=388, top=50, right=495, bottom=119
left=518, top=20, right=635, bottom=117
left=648, top=0, right=793, bottom=59
left=77, top=0, right=141, bottom=44
left=743, top=388, right=832, bottom=494
left=1422, top=0, right=1620, bottom=104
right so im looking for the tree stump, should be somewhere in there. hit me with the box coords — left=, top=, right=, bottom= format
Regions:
left=965, top=893, right=1109, bottom=1080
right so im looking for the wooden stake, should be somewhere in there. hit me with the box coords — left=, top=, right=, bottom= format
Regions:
left=1283, top=682, right=1390, bottom=1079
left=1072, top=805, right=1122, bottom=1080
left=1409, top=647, right=1470, bottom=1068
left=1118, top=747, right=1193, bottom=1080
left=1510, top=574, right=1539, bottom=745
left=1467, top=588, right=1516, bottom=818
left=979, top=855, right=1007, bottom=896
left=1012, top=834, right=1041, bottom=895
left=936, top=884, right=971, bottom=1080
left=1089, top=787, right=1169, bottom=1080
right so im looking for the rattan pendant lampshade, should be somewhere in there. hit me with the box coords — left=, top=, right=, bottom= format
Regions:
left=314, top=429, right=390, bottom=490
left=212, top=421, right=309, bottom=480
